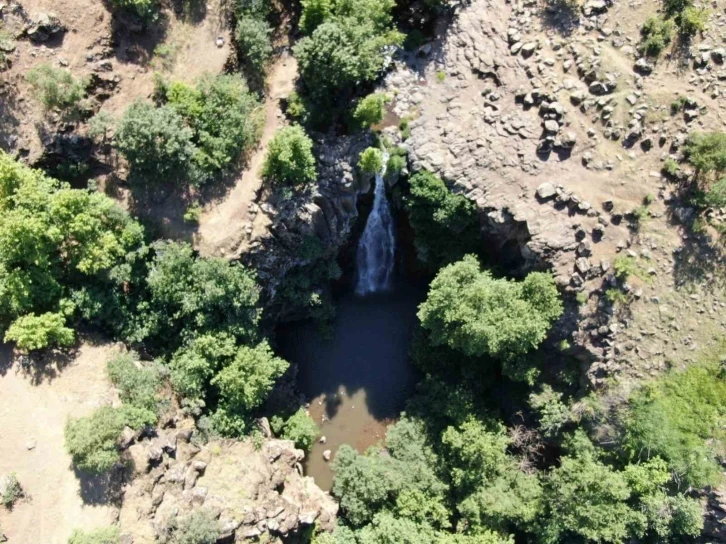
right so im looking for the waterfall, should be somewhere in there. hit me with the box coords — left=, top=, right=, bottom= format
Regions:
left=355, top=152, right=395, bottom=296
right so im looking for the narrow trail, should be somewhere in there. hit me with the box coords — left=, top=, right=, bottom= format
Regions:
left=195, top=53, right=298, bottom=258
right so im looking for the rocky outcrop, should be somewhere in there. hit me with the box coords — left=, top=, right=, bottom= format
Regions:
left=118, top=418, right=337, bottom=543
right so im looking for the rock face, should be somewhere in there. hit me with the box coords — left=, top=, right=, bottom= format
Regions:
left=118, top=419, right=337, bottom=543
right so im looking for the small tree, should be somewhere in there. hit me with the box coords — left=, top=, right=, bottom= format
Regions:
left=26, top=64, right=87, bottom=112
left=299, top=0, right=333, bottom=34
left=160, top=509, right=220, bottom=544
left=678, top=6, right=708, bottom=36
left=353, top=93, right=388, bottom=128
left=262, top=125, right=317, bottom=185
left=115, top=101, right=197, bottom=185
left=272, top=408, right=319, bottom=450
left=64, top=406, right=126, bottom=474
left=235, top=16, right=273, bottom=78
left=358, top=147, right=384, bottom=174
left=640, top=16, right=674, bottom=57
left=4, top=312, right=74, bottom=352
left=685, top=132, right=726, bottom=174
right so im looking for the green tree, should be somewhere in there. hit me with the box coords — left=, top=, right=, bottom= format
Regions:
left=705, top=176, right=726, bottom=207
left=273, top=408, right=319, bottom=450
left=26, top=64, right=87, bottom=112
left=169, top=332, right=237, bottom=401
left=107, top=352, right=163, bottom=413
left=64, top=406, right=127, bottom=474
left=640, top=16, right=674, bottom=56
left=358, top=147, right=384, bottom=174
left=405, top=170, right=480, bottom=268
left=68, top=526, right=120, bottom=544
left=115, top=101, right=197, bottom=185
left=417, top=255, right=562, bottom=378
left=262, top=125, right=317, bottom=185
left=353, top=93, right=388, bottom=128
left=685, top=132, right=726, bottom=175
left=235, top=17, right=273, bottom=78
left=107, top=0, right=157, bottom=19
left=4, top=311, right=74, bottom=351
left=540, top=451, right=646, bottom=543
left=161, top=509, right=220, bottom=544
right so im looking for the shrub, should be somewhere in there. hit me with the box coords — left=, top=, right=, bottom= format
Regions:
left=64, top=406, right=126, bottom=474
left=107, top=0, right=157, bottom=19
left=300, top=0, right=334, bottom=34
left=685, top=132, right=726, bottom=174
left=26, top=64, right=87, bottom=112
left=68, top=527, right=120, bottom=544
left=107, top=352, right=163, bottom=414
left=4, top=311, right=74, bottom=351
left=358, top=147, right=384, bottom=174
left=160, top=509, right=220, bottom=544
left=183, top=203, right=202, bottom=223
left=115, top=101, right=197, bottom=185
left=640, top=16, right=674, bottom=56
left=273, top=408, right=319, bottom=450
left=678, top=5, right=708, bottom=36
left=418, top=255, right=562, bottom=379
left=262, top=125, right=317, bottom=185
left=662, top=157, right=680, bottom=176
left=1, top=473, right=23, bottom=508
left=235, top=16, right=273, bottom=78
left=353, top=93, right=388, bottom=128
left=705, top=177, right=726, bottom=208
left=612, top=255, right=640, bottom=281
left=529, top=385, right=570, bottom=437
left=285, top=91, right=310, bottom=124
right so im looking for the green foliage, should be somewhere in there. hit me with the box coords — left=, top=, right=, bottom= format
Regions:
left=107, top=0, right=157, bottom=19
left=165, top=74, right=264, bottom=177
left=169, top=332, right=237, bottom=401
left=160, top=509, right=220, bottom=544
left=107, top=352, right=163, bottom=414
left=358, top=147, right=384, bottom=174
left=26, top=64, right=87, bottom=112
left=273, top=408, right=319, bottom=450
left=353, top=93, right=388, bottom=128
left=418, top=255, right=562, bottom=377
left=678, top=5, right=708, bottom=36
left=662, top=157, right=680, bottom=176
left=685, top=132, right=726, bottom=174
left=262, top=125, right=317, bottom=185
left=436, top=71, right=446, bottom=83
left=293, top=0, right=403, bottom=104
left=405, top=170, right=480, bottom=269
left=622, top=357, right=726, bottom=488
left=88, top=111, right=114, bottom=143
left=640, top=16, right=674, bottom=56
left=183, top=203, right=202, bottom=223
left=1, top=473, right=22, bottom=508
left=612, top=255, right=640, bottom=281
left=0, top=152, right=144, bottom=344
left=705, top=176, right=726, bottom=207
left=539, top=449, right=646, bottom=543
left=4, top=311, right=74, bottom=351
left=64, top=406, right=127, bottom=474
left=68, top=527, right=120, bottom=544
left=285, top=91, right=310, bottom=124
left=235, top=16, right=273, bottom=78
left=529, top=385, right=570, bottom=437
left=115, top=101, right=197, bottom=185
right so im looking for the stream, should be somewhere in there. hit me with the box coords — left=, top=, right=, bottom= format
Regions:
left=276, top=161, right=426, bottom=490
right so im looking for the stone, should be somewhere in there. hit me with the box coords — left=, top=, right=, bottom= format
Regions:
left=576, top=257, right=591, bottom=274
left=323, top=450, right=332, bottom=461
left=536, top=182, right=557, bottom=200
left=26, top=13, right=66, bottom=42
left=216, top=36, right=225, bottom=47
left=712, top=48, right=726, bottom=64
left=319, top=436, right=327, bottom=444
left=634, top=58, right=653, bottom=75
left=544, top=120, right=560, bottom=133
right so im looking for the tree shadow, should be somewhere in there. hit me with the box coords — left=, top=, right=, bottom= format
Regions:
left=109, top=8, right=170, bottom=68
left=73, top=463, right=128, bottom=507
left=537, top=3, right=582, bottom=37
left=16, top=347, right=80, bottom=386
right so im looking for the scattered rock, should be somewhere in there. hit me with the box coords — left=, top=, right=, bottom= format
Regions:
left=536, top=182, right=557, bottom=200
left=323, top=450, right=332, bottom=461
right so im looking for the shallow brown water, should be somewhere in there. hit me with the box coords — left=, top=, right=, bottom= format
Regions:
left=276, top=279, right=425, bottom=490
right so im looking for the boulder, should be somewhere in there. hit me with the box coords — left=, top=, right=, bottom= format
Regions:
left=536, top=182, right=557, bottom=200
left=25, top=13, right=66, bottom=42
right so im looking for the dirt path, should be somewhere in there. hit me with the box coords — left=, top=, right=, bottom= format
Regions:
left=0, top=342, right=120, bottom=543
left=195, top=53, right=298, bottom=258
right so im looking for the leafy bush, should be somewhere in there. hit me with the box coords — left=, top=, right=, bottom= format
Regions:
left=662, top=157, right=680, bottom=176
left=418, top=256, right=562, bottom=381
left=272, top=408, right=319, bottom=450
left=705, top=176, right=726, bottom=207
left=1, top=473, right=23, bottom=508
left=115, top=101, right=197, bottom=185
left=165, top=74, right=264, bottom=177
left=169, top=333, right=237, bottom=402
left=684, top=132, right=726, bottom=174
left=183, top=203, right=202, bottom=223
left=262, top=125, right=317, bottom=185
left=293, top=0, right=403, bottom=104
left=26, top=64, right=87, bottom=112
left=529, top=385, right=570, bottom=437
left=299, top=0, right=334, bottom=34
left=160, top=509, right=220, bottom=544
left=4, top=311, right=74, bottom=351
left=68, top=526, right=120, bottom=544
left=107, top=352, right=163, bottom=414
left=64, top=406, right=127, bottom=474
left=358, top=147, right=384, bottom=174
left=353, top=93, right=388, bottom=128
left=235, top=17, right=273, bottom=78
left=640, top=16, right=674, bottom=56
left=107, top=0, right=157, bottom=19
left=622, top=358, right=726, bottom=488
left=678, top=5, right=708, bottom=36
left=405, top=170, right=480, bottom=268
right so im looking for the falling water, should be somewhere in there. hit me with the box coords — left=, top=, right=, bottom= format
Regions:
left=355, top=153, right=395, bottom=296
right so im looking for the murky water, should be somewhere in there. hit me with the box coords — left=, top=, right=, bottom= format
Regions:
left=276, top=279, right=425, bottom=490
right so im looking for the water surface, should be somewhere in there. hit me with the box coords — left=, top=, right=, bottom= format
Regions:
left=276, top=279, right=425, bottom=490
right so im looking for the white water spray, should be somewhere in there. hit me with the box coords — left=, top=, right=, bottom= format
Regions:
left=355, top=152, right=395, bottom=296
